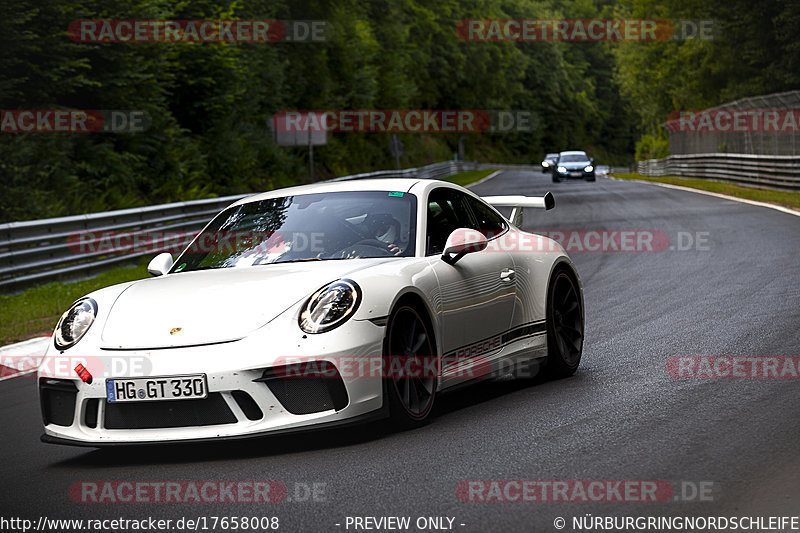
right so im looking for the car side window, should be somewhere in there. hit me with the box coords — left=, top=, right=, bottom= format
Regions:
left=426, top=188, right=473, bottom=255
left=463, top=196, right=507, bottom=239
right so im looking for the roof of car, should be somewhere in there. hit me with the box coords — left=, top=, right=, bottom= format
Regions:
left=559, top=150, right=588, bottom=155
left=233, top=178, right=421, bottom=206
left=225, top=178, right=506, bottom=205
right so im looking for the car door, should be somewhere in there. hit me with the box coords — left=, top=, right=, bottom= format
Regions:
left=425, top=187, right=516, bottom=373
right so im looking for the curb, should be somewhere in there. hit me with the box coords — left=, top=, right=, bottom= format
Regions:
left=0, top=336, right=50, bottom=382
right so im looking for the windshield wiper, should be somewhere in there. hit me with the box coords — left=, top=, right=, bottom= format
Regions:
left=270, top=257, right=326, bottom=264
left=178, top=265, right=225, bottom=272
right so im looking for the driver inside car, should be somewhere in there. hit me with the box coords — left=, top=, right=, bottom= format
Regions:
left=363, top=213, right=404, bottom=256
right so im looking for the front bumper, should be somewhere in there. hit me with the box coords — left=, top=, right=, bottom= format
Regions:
left=555, top=169, right=595, bottom=179
left=39, top=317, right=387, bottom=446
left=40, top=407, right=387, bottom=447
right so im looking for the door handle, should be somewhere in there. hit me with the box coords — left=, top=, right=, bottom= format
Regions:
left=500, top=269, right=515, bottom=282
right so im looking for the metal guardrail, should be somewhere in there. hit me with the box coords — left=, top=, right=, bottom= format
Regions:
left=475, top=163, right=540, bottom=172
left=608, top=166, right=632, bottom=174
left=327, top=160, right=475, bottom=182
left=0, top=195, right=250, bottom=291
left=0, top=160, right=477, bottom=291
left=634, top=153, right=800, bottom=191
left=664, top=90, right=800, bottom=156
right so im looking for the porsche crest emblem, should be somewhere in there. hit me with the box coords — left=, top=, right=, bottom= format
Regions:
left=169, top=327, right=183, bottom=335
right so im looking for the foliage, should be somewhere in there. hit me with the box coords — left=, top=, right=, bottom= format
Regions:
left=612, top=0, right=800, bottom=151
left=634, top=131, right=669, bottom=160
left=7, top=0, right=792, bottom=221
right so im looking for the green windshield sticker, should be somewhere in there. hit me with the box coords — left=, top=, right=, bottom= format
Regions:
left=388, top=192, right=404, bottom=197
left=174, top=263, right=187, bottom=272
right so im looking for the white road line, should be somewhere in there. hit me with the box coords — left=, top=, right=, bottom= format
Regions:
left=467, top=169, right=503, bottom=188
left=609, top=176, right=800, bottom=218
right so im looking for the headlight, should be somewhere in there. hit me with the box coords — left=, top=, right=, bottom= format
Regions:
left=542, top=161, right=550, bottom=167
left=557, top=166, right=567, bottom=173
left=584, top=165, right=594, bottom=172
left=54, top=298, right=98, bottom=350
left=299, top=280, right=361, bottom=334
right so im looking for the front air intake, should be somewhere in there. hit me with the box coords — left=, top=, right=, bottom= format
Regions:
left=257, top=361, right=348, bottom=415
left=104, top=393, right=237, bottom=429
left=40, top=378, right=78, bottom=427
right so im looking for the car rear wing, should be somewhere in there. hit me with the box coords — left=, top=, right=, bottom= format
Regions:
left=483, top=192, right=554, bottom=226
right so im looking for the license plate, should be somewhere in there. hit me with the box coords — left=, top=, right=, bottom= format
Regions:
left=570, top=171, right=581, bottom=177
left=106, top=374, right=208, bottom=403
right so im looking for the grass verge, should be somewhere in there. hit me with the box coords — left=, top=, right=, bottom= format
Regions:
left=611, top=173, right=800, bottom=210
left=443, top=168, right=499, bottom=187
left=0, top=262, right=149, bottom=346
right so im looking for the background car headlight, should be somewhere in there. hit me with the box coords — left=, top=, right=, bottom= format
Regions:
left=542, top=161, right=550, bottom=167
left=54, top=298, right=97, bottom=350
left=557, top=166, right=567, bottom=173
left=299, top=279, right=361, bottom=333
left=584, top=165, right=594, bottom=172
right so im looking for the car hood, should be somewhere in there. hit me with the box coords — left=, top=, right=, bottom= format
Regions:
left=100, top=259, right=390, bottom=349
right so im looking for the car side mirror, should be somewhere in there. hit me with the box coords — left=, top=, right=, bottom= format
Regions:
left=590, top=157, right=595, bottom=163
left=442, top=228, right=488, bottom=265
left=147, top=253, right=174, bottom=276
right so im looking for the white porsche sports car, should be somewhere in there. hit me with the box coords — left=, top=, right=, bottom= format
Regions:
left=39, top=178, right=584, bottom=446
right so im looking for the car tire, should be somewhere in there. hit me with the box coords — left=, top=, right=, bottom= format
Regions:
left=544, top=268, right=583, bottom=378
left=552, top=176, right=561, bottom=183
left=585, top=175, right=596, bottom=182
left=384, top=304, right=437, bottom=427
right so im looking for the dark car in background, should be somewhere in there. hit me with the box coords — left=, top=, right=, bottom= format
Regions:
left=553, top=151, right=595, bottom=182
left=541, top=152, right=559, bottom=173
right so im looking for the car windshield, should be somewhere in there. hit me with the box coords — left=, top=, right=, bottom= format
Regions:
left=172, top=191, right=416, bottom=272
left=559, top=154, right=589, bottom=163
left=545, top=153, right=559, bottom=159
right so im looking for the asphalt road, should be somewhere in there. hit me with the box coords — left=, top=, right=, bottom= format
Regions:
left=2, top=171, right=799, bottom=532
